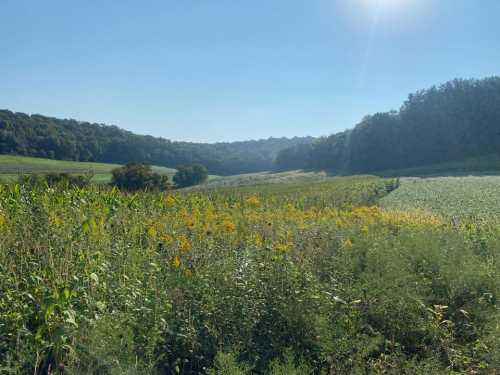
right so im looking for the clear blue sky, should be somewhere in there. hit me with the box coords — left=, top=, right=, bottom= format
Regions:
left=1, top=0, right=499, bottom=142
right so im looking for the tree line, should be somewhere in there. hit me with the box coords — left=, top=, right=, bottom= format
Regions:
left=3, top=77, right=499, bottom=176
left=0, top=110, right=313, bottom=175
left=18, top=163, right=209, bottom=191
left=277, top=77, right=500, bottom=174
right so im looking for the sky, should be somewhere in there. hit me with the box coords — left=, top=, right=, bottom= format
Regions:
left=1, top=0, right=499, bottom=143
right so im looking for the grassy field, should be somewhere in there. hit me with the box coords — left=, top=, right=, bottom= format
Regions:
left=0, top=155, right=177, bottom=183
left=0, top=176, right=498, bottom=374
left=193, top=154, right=500, bottom=191
left=189, top=169, right=332, bottom=190
left=380, top=176, right=500, bottom=217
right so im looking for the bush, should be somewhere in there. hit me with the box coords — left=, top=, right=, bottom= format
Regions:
left=173, top=164, right=208, bottom=187
left=18, top=172, right=92, bottom=188
left=206, top=352, right=251, bottom=375
left=111, top=162, right=170, bottom=191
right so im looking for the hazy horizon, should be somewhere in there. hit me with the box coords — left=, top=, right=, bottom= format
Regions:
left=2, top=0, right=499, bottom=142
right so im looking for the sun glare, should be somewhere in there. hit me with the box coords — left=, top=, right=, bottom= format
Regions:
left=361, top=0, right=410, bottom=11
left=380, top=0, right=402, bottom=5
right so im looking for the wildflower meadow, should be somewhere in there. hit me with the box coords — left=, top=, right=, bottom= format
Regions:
left=0, top=176, right=498, bottom=374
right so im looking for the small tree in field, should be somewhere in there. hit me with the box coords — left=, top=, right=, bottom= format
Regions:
left=173, top=164, right=208, bottom=188
left=111, top=162, right=170, bottom=191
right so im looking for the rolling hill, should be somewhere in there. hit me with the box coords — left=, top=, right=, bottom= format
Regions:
left=0, top=109, right=314, bottom=175
left=0, top=155, right=177, bottom=183
left=277, top=77, right=500, bottom=175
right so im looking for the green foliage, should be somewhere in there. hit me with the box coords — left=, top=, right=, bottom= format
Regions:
left=0, top=154, right=177, bottom=184
left=18, top=172, right=93, bottom=188
left=111, top=163, right=170, bottom=191
left=267, top=352, right=313, bottom=375
left=206, top=352, right=251, bottom=375
left=187, top=170, right=329, bottom=190
left=173, top=164, right=208, bottom=187
left=0, top=110, right=314, bottom=175
left=277, top=77, right=500, bottom=174
left=0, top=176, right=498, bottom=374
left=380, top=176, right=500, bottom=217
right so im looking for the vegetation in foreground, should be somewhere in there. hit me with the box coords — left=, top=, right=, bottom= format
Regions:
left=0, top=176, right=498, bottom=374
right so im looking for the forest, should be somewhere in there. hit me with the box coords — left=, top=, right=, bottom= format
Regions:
left=0, top=110, right=313, bottom=176
left=2, top=77, right=500, bottom=177
left=277, top=77, right=500, bottom=173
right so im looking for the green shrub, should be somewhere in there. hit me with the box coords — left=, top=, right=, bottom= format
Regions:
left=111, top=162, right=170, bottom=191
left=173, top=164, right=208, bottom=187
left=18, top=172, right=92, bottom=188
left=206, top=352, right=251, bottom=375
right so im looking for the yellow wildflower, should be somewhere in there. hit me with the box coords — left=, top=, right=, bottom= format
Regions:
left=273, top=242, right=292, bottom=253
left=222, top=220, right=236, bottom=233
left=179, top=235, right=192, bottom=252
left=164, top=195, right=176, bottom=207
left=147, top=226, right=157, bottom=238
left=163, top=234, right=174, bottom=243
left=51, top=215, right=62, bottom=227
left=343, top=238, right=353, bottom=250
left=246, top=195, right=260, bottom=208
left=172, top=256, right=181, bottom=268
left=254, top=234, right=263, bottom=247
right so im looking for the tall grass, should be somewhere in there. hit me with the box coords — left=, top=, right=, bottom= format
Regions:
left=0, top=177, right=498, bottom=374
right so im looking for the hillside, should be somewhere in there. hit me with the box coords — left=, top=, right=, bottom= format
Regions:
left=187, top=169, right=331, bottom=190
left=277, top=77, right=500, bottom=175
left=3, top=77, right=500, bottom=178
left=0, top=110, right=314, bottom=175
left=0, top=155, right=177, bottom=183
left=372, top=154, right=500, bottom=177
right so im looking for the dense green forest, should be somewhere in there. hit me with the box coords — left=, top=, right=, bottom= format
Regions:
left=3, top=77, right=500, bottom=176
left=0, top=110, right=313, bottom=175
left=277, top=77, right=500, bottom=173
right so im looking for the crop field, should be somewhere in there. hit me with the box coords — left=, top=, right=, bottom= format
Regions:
left=380, top=176, right=500, bottom=217
left=191, top=169, right=331, bottom=190
left=0, top=176, right=499, bottom=374
left=0, top=155, right=177, bottom=183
